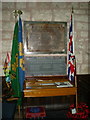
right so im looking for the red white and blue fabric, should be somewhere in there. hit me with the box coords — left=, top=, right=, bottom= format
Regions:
left=3, top=52, right=11, bottom=82
left=68, top=14, right=75, bottom=82
left=68, top=14, right=73, bottom=53
left=68, top=54, right=75, bottom=82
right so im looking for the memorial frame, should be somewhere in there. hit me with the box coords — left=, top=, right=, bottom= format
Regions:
left=24, top=21, right=67, bottom=55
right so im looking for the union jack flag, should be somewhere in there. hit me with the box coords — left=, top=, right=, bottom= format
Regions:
left=3, top=52, right=11, bottom=83
left=68, top=13, right=76, bottom=83
left=69, top=14, right=73, bottom=53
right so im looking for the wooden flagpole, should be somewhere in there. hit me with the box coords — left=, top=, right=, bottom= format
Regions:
left=17, top=10, right=23, bottom=117
left=75, top=58, right=78, bottom=113
left=72, top=7, right=78, bottom=112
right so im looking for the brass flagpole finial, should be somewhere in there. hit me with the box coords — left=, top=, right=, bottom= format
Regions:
left=13, top=10, right=18, bottom=19
left=13, top=10, right=18, bottom=22
left=72, top=7, right=74, bottom=13
left=18, top=10, right=23, bottom=17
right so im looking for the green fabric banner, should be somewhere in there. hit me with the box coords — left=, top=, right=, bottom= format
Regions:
left=10, top=21, right=21, bottom=105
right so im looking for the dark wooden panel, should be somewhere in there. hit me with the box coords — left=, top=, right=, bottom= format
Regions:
left=77, top=74, right=90, bottom=108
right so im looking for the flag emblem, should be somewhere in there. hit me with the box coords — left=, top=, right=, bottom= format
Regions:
left=68, top=13, right=76, bottom=83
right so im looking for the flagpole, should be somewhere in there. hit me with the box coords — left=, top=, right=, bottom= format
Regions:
left=72, top=7, right=78, bottom=112
left=72, top=7, right=75, bottom=55
left=17, top=10, right=23, bottom=117
left=74, top=57, right=78, bottom=113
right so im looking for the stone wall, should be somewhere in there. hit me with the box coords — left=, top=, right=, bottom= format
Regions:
left=1, top=2, right=89, bottom=76
left=0, top=2, right=2, bottom=77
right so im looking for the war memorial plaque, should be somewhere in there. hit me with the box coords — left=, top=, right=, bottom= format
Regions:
left=24, top=21, right=67, bottom=54
left=24, top=21, right=67, bottom=76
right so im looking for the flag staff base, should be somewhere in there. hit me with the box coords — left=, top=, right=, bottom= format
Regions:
left=18, top=105, right=21, bottom=117
left=76, top=87, right=78, bottom=113
left=75, top=74, right=78, bottom=112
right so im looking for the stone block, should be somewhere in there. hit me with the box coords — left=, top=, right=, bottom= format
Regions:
left=2, top=32, right=12, bottom=40
left=80, top=2, right=88, bottom=9
left=16, top=2, right=26, bottom=9
left=0, top=2, right=2, bottom=10
left=80, top=31, right=88, bottom=38
left=56, top=2, right=79, bottom=9
left=74, top=14, right=88, bottom=22
left=26, top=2, right=37, bottom=9
left=2, top=53, right=6, bottom=65
left=53, top=9, right=70, bottom=22
left=88, top=56, right=90, bottom=62
left=76, top=64, right=81, bottom=74
left=81, top=64, right=89, bottom=74
left=2, top=2, right=15, bottom=10
left=88, top=24, right=90, bottom=30
left=36, top=2, right=52, bottom=10
left=76, top=22, right=88, bottom=31
left=52, top=2, right=67, bottom=9
left=75, top=40, right=85, bottom=51
left=82, top=54, right=88, bottom=64
left=0, top=52, right=1, bottom=62
left=0, top=21, right=1, bottom=28
left=2, top=21, right=14, bottom=31
left=77, top=38, right=84, bottom=42
left=88, top=65, right=90, bottom=74
left=0, top=11, right=2, bottom=21
left=32, top=9, right=52, bottom=21
left=2, top=40, right=12, bottom=52
left=71, top=2, right=80, bottom=9
left=76, top=53, right=83, bottom=64
left=22, top=10, right=31, bottom=21
left=2, top=10, right=11, bottom=21
left=74, top=9, right=88, bottom=15
left=0, top=38, right=2, bottom=52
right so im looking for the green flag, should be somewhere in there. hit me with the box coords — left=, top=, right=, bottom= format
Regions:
left=10, top=21, right=21, bottom=101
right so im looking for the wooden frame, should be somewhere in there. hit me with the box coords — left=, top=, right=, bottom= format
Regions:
left=23, top=87, right=77, bottom=97
left=23, top=75, right=78, bottom=111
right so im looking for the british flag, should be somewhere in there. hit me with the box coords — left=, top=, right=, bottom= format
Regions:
left=68, top=13, right=76, bottom=83
left=3, top=52, right=11, bottom=82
